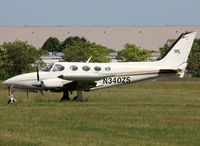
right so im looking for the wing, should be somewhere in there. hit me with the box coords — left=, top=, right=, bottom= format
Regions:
left=58, top=73, right=112, bottom=81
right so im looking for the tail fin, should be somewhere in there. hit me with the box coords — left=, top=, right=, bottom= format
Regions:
left=158, top=32, right=196, bottom=68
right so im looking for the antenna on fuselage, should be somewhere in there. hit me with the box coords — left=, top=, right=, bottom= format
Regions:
left=86, top=56, right=92, bottom=63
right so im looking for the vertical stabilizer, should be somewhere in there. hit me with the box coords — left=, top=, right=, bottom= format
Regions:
left=158, top=32, right=196, bottom=68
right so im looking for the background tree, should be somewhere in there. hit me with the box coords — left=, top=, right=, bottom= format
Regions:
left=0, top=49, right=9, bottom=79
left=59, top=36, right=87, bottom=52
left=42, top=37, right=61, bottom=52
left=159, top=38, right=200, bottom=77
left=1, top=40, right=46, bottom=77
left=88, top=43, right=113, bottom=62
left=185, top=39, right=200, bottom=77
left=62, top=36, right=114, bottom=62
left=158, top=39, right=175, bottom=59
left=117, top=43, right=152, bottom=62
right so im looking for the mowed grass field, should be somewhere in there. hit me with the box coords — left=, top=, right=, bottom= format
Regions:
left=0, top=78, right=200, bottom=146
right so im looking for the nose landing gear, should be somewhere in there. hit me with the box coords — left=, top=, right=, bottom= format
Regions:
left=8, top=94, right=16, bottom=104
left=8, top=86, right=16, bottom=104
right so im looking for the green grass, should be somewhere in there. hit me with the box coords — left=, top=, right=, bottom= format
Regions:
left=0, top=78, right=200, bottom=145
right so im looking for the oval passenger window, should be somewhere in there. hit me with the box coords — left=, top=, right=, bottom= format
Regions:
left=94, top=66, right=101, bottom=71
left=82, top=66, right=90, bottom=71
left=105, top=67, right=111, bottom=71
left=70, top=65, right=78, bottom=71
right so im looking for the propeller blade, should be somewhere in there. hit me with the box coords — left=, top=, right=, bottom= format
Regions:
left=35, top=64, right=44, bottom=96
left=36, top=67, right=39, bottom=81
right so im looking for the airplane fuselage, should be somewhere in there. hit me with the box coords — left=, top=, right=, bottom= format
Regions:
left=3, top=61, right=180, bottom=92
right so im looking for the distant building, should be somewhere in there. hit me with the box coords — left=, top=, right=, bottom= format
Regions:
left=42, top=52, right=119, bottom=64
left=1, top=26, right=200, bottom=61
left=41, top=52, right=64, bottom=64
left=109, top=52, right=119, bottom=62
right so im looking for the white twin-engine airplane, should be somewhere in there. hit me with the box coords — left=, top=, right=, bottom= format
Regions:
left=3, top=32, right=196, bottom=103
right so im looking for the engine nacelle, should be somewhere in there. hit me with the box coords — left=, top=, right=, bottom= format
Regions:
left=41, top=78, right=69, bottom=88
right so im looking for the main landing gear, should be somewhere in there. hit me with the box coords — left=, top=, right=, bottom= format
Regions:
left=60, top=89, right=83, bottom=101
left=8, top=86, right=16, bottom=104
left=60, top=90, right=70, bottom=101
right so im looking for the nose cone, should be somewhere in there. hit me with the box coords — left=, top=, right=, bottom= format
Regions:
left=3, top=72, right=39, bottom=87
left=3, top=78, right=13, bottom=86
left=2, top=75, right=22, bottom=86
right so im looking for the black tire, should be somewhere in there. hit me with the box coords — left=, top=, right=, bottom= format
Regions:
left=8, top=99, right=11, bottom=104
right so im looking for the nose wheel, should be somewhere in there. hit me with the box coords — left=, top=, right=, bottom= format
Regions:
left=8, top=86, right=16, bottom=104
left=8, top=94, right=16, bottom=104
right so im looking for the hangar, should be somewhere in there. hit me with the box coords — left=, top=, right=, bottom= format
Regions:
left=0, top=26, right=200, bottom=56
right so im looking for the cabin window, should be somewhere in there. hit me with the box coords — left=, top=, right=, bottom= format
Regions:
left=94, top=66, right=101, bottom=71
left=105, top=67, right=111, bottom=71
left=82, top=66, right=90, bottom=71
left=52, top=64, right=65, bottom=72
left=70, top=65, right=78, bottom=71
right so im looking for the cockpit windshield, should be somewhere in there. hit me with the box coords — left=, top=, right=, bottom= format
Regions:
left=52, top=64, right=65, bottom=72
left=41, top=63, right=54, bottom=72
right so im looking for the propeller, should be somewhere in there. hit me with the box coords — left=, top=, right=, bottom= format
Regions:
left=32, top=64, right=44, bottom=96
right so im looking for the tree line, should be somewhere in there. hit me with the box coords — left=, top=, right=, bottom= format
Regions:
left=42, top=36, right=152, bottom=62
left=0, top=35, right=199, bottom=80
left=42, top=36, right=115, bottom=62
